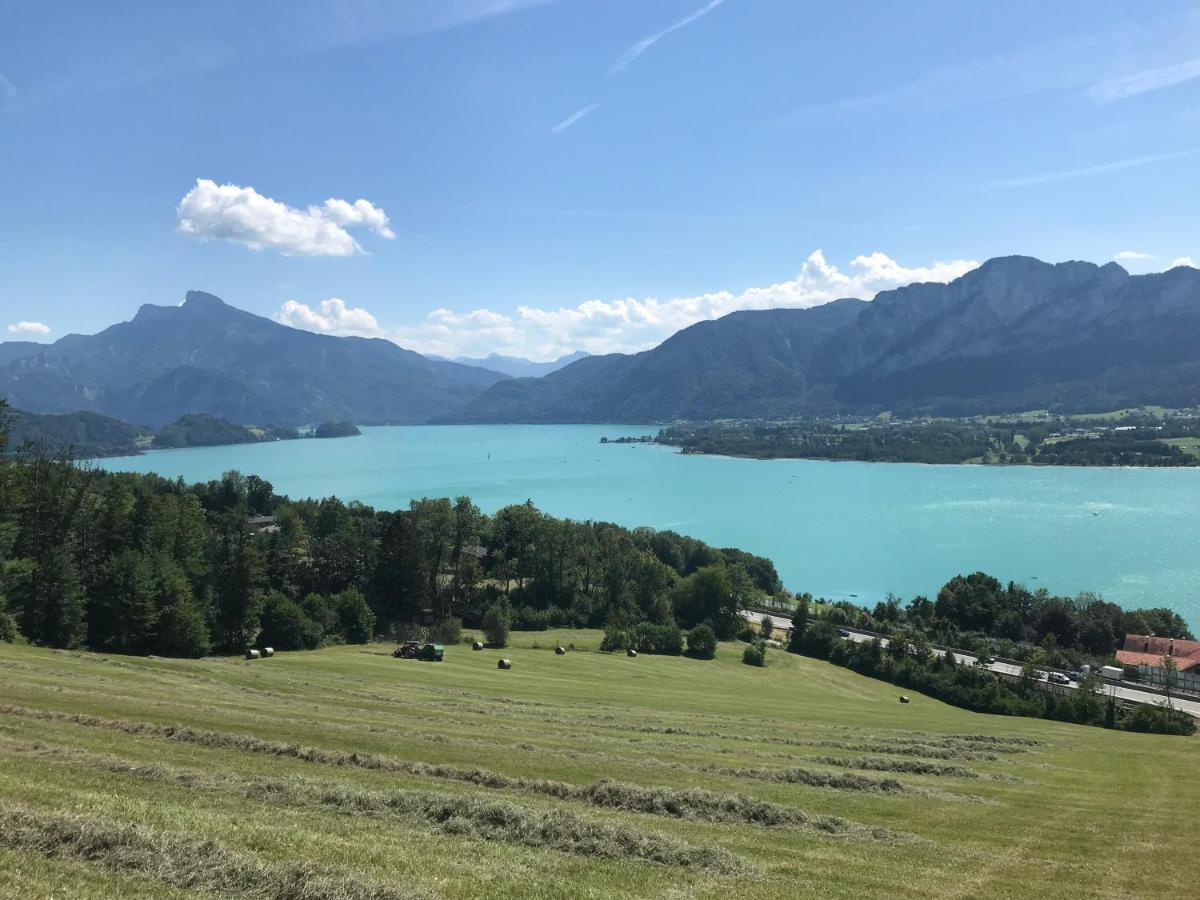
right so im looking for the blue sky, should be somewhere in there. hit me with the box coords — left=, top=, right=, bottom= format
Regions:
left=2, top=0, right=1199, bottom=359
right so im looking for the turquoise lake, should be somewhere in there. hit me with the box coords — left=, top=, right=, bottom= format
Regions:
left=102, top=424, right=1200, bottom=626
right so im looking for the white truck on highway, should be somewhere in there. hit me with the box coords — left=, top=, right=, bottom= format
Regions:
left=1099, top=665, right=1124, bottom=681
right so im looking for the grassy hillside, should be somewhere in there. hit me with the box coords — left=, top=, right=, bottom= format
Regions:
left=1, top=633, right=1196, bottom=898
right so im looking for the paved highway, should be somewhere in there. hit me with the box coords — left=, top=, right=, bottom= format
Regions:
left=742, top=609, right=1200, bottom=718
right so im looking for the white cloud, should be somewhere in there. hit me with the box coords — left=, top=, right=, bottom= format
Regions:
left=988, top=150, right=1197, bottom=189
left=612, top=0, right=726, bottom=73
left=1088, top=57, right=1200, bottom=103
left=785, top=15, right=1200, bottom=121
left=0, top=72, right=18, bottom=112
left=7, top=2, right=555, bottom=113
left=176, top=179, right=395, bottom=256
left=1166, top=257, right=1197, bottom=270
left=274, top=298, right=382, bottom=336
left=551, top=103, right=599, bottom=134
left=6, top=321, right=51, bottom=335
left=388, top=250, right=979, bottom=360
left=1113, top=250, right=1154, bottom=262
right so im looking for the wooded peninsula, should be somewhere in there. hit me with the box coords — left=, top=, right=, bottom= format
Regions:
left=654, top=408, right=1200, bottom=466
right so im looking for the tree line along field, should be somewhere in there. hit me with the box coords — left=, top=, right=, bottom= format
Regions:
left=2, top=633, right=1197, bottom=899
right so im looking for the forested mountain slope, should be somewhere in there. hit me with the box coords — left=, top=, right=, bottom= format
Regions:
left=447, top=258, right=1200, bottom=421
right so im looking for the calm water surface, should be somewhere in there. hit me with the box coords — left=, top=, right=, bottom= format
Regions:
left=103, top=425, right=1200, bottom=626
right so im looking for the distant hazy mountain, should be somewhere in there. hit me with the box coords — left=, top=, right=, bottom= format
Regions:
left=0, top=291, right=508, bottom=427
left=438, top=351, right=590, bottom=379
left=445, top=257, right=1200, bottom=422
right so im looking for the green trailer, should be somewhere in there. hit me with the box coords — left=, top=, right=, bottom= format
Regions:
left=419, top=643, right=444, bottom=662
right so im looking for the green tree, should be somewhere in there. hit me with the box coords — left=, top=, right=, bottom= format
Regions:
left=88, top=549, right=157, bottom=654
left=671, top=565, right=740, bottom=638
left=258, top=592, right=320, bottom=650
left=759, top=615, right=774, bottom=639
left=213, top=517, right=266, bottom=650
left=333, top=588, right=375, bottom=643
left=787, top=595, right=810, bottom=651
left=482, top=597, right=511, bottom=648
left=1162, top=654, right=1179, bottom=702
left=370, top=512, right=429, bottom=634
left=156, top=596, right=211, bottom=657
left=685, top=623, right=717, bottom=660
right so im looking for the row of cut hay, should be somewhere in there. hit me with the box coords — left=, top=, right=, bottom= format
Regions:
left=702, top=765, right=907, bottom=793
left=573, top=781, right=920, bottom=844
left=0, top=802, right=428, bottom=900
left=811, top=740, right=1002, bottom=762
left=812, top=756, right=980, bottom=779
left=9, top=742, right=743, bottom=873
left=624, top=725, right=1009, bottom=761
left=0, top=705, right=918, bottom=843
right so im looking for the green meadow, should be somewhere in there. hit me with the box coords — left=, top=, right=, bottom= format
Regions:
left=1, top=632, right=1196, bottom=899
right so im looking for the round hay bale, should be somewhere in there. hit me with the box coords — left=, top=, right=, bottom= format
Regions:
left=497, top=658, right=512, bottom=670
left=899, top=695, right=910, bottom=704
left=261, top=647, right=274, bottom=658
left=626, top=648, right=638, bottom=658
left=244, top=649, right=261, bottom=660
left=472, top=641, right=484, bottom=651
left=554, top=646, right=566, bottom=655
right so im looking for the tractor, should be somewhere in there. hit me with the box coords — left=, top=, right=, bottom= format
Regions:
left=393, top=641, right=444, bottom=662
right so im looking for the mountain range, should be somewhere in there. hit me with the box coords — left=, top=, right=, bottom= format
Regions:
left=434, top=351, right=590, bottom=379
left=4, top=257, right=1200, bottom=427
left=446, top=256, right=1200, bottom=421
left=0, top=292, right=507, bottom=427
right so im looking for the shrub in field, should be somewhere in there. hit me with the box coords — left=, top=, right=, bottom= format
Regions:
left=258, top=592, right=321, bottom=650
left=686, top=624, right=717, bottom=660
left=154, top=597, right=210, bottom=657
left=743, top=641, right=766, bottom=667
left=1121, top=703, right=1196, bottom=736
left=482, top=599, right=511, bottom=648
left=333, top=589, right=375, bottom=643
left=600, top=620, right=633, bottom=652
left=432, top=616, right=462, bottom=644
left=301, top=592, right=337, bottom=637
left=636, top=621, right=684, bottom=655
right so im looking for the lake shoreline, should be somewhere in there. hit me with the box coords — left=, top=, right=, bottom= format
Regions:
left=101, top=423, right=1200, bottom=629
left=655, top=443, right=1200, bottom=471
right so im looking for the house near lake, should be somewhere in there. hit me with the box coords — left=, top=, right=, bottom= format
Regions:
left=1116, top=634, right=1200, bottom=694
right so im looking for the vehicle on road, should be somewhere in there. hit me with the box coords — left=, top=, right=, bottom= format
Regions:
left=836, top=628, right=851, bottom=638
left=977, top=655, right=995, bottom=666
left=1099, top=665, right=1124, bottom=681
left=1048, top=672, right=1071, bottom=685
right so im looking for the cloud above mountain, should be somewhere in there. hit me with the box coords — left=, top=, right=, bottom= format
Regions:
left=177, top=179, right=394, bottom=256
left=6, top=320, right=51, bottom=335
left=274, top=298, right=382, bottom=336
left=274, top=250, right=978, bottom=360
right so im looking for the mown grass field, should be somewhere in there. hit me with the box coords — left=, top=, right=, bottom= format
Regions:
left=1161, top=436, right=1200, bottom=459
left=1, top=631, right=1197, bottom=899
